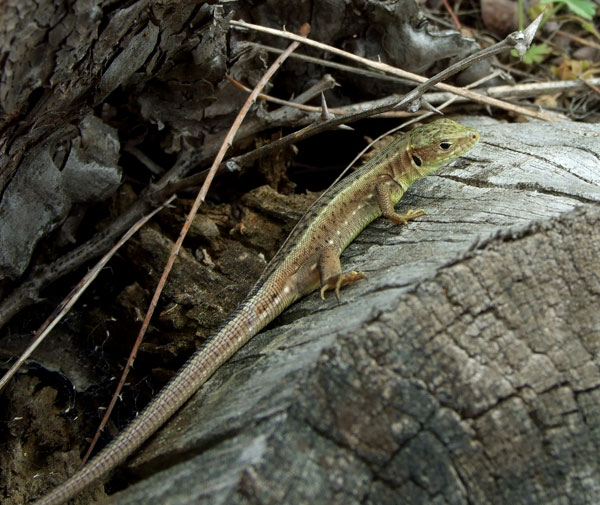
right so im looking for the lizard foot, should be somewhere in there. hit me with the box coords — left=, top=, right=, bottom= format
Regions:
left=389, top=208, right=426, bottom=225
left=320, top=271, right=365, bottom=300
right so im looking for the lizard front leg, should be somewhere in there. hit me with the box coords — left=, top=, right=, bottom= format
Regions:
left=376, top=180, right=426, bottom=225
left=318, top=246, right=365, bottom=300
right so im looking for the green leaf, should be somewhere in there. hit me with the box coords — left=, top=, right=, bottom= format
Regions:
left=539, top=0, right=596, bottom=20
left=512, top=43, right=553, bottom=64
left=566, top=0, right=597, bottom=19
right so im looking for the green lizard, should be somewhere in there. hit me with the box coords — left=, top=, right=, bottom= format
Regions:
left=33, top=118, right=479, bottom=505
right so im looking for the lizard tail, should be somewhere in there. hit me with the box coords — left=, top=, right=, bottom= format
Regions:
left=32, top=298, right=278, bottom=505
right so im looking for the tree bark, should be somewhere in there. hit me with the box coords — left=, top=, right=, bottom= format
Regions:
left=2, top=0, right=599, bottom=503
left=103, top=120, right=600, bottom=504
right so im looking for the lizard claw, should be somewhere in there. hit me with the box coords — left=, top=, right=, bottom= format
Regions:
left=320, top=271, right=365, bottom=300
left=389, top=208, right=426, bottom=225
left=404, top=208, right=426, bottom=221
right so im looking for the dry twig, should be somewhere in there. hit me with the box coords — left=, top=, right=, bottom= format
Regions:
left=230, top=17, right=560, bottom=121
left=0, top=16, right=550, bottom=335
left=82, top=23, right=311, bottom=463
left=224, top=15, right=554, bottom=172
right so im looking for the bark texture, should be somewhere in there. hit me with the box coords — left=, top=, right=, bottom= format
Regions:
left=1, top=0, right=598, bottom=504
left=0, top=0, right=480, bottom=286
left=97, top=121, right=599, bottom=504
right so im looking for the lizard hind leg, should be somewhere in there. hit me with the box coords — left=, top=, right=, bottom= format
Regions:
left=318, top=246, right=365, bottom=300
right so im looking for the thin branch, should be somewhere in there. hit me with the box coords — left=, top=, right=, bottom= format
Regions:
left=82, top=23, right=311, bottom=463
left=226, top=74, right=331, bottom=113
left=0, top=15, right=551, bottom=331
left=556, top=29, right=600, bottom=51
left=123, top=144, right=165, bottom=176
left=427, top=77, right=600, bottom=102
left=230, top=15, right=559, bottom=121
left=225, top=15, right=554, bottom=172
left=582, top=78, right=600, bottom=96
left=229, top=70, right=567, bottom=119
left=240, top=41, right=417, bottom=87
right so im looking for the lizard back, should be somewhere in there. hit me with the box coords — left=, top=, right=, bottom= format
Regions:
left=32, top=118, right=479, bottom=505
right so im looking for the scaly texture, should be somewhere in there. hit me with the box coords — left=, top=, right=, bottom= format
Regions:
left=33, top=118, right=479, bottom=505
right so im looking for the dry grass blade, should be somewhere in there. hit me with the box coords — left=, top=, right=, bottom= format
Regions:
left=82, top=23, right=311, bottom=464
left=0, top=195, right=176, bottom=393
left=440, top=0, right=462, bottom=29
left=230, top=18, right=561, bottom=121
left=222, top=16, right=554, bottom=176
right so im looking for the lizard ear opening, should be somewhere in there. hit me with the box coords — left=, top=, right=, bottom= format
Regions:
left=412, top=154, right=423, bottom=166
left=440, top=142, right=452, bottom=150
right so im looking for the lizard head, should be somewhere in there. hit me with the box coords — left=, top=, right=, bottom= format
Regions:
left=407, top=118, right=479, bottom=177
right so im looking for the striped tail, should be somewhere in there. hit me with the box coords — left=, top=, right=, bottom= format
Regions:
left=33, top=288, right=290, bottom=505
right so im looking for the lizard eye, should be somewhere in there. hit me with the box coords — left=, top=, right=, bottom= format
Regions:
left=412, top=155, right=422, bottom=166
left=440, top=142, right=452, bottom=150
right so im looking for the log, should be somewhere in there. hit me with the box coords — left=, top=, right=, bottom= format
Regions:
left=103, top=120, right=600, bottom=505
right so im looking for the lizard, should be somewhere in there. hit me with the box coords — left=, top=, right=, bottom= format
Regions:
left=32, top=118, right=479, bottom=505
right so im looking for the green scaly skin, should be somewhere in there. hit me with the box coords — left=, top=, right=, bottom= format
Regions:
left=33, top=118, right=479, bottom=505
